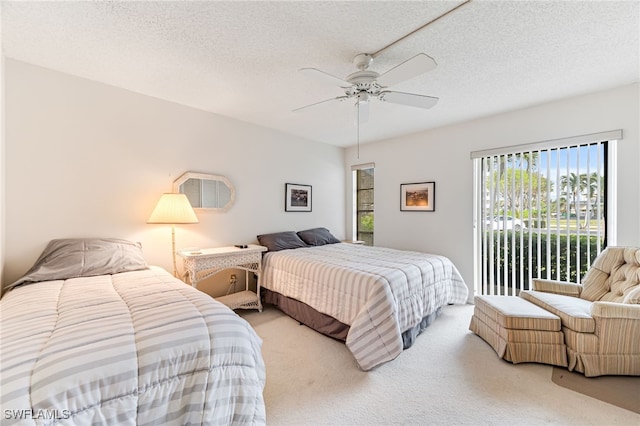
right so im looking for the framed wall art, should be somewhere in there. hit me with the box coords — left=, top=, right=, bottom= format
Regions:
left=285, top=183, right=312, bottom=212
left=400, top=182, right=435, bottom=212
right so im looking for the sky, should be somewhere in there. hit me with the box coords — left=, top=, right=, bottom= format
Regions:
left=483, top=142, right=607, bottom=202
left=538, top=143, right=604, bottom=174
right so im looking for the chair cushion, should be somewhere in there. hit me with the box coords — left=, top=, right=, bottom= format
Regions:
left=520, top=290, right=595, bottom=333
left=581, top=247, right=640, bottom=303
left=474, top=295, right=561, bottom=331
left=602, top=248, right=640, bottom=303
left=624, top=286, right=640, bottom=304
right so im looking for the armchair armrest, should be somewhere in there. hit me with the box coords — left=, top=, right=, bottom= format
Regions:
left=591, top=302, right=640, bottom=355
left=532, top=279, right=582, bottom=297
left=592, top=301, right=640, bottom=320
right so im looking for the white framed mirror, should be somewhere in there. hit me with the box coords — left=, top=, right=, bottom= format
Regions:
left=173, top=172, right=235, bottom=212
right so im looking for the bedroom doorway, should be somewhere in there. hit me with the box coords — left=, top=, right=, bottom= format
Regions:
left=472, top=131, right=620, bottom=296
left=352, top=163, right=374, bottom=246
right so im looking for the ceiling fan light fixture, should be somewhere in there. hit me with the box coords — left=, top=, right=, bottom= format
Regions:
left=357, top=92, right=370, bottom=104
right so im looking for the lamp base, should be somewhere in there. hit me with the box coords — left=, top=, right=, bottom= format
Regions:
left=171, top=224, right=178, bottom=277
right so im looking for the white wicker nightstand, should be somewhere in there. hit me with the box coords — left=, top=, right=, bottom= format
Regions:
left=178, top=245, right=267, bottom=311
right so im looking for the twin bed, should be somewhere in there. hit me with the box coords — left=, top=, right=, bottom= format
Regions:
left=1, top=232, right=468, bottom=423
left=1, top=239, right=266, bottom=425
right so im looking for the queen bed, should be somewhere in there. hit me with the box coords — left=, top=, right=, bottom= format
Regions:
left=257, top=229, right=469, bottom=371
left=1, top=239, right=266, bottom=425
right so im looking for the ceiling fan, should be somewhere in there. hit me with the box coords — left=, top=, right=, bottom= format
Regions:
left=294, top=52, right=439, bottom=122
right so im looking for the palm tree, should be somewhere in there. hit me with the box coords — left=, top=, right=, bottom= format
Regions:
left=557, top=196, right=568, bottom=217
left=485, top=155, right=511, bottom=217
left=582, top=172, right=604, bottom=228
left=560, top=172, right=585, bottom=219
left=521, top=152, right=539, bottom=173
left=486, top=153, right=551, bottom=218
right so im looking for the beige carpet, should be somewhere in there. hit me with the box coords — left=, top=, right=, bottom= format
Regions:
left=240, top=304, right=640, bottom=425
left=551, top=367, right=639, bottom=415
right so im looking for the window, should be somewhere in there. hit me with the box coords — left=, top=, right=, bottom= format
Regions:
left=472, top=130, right=620, bottom=296
left=353, top=164, right=374, bottom=246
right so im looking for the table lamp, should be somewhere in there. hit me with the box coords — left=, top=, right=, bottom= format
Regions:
left=147, top=193, right=199, bottom=277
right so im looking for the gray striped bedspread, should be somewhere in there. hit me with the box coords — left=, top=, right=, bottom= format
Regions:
left=260, top=243, right=469, bottom=370
left=1, top=267, right=266, bottom=425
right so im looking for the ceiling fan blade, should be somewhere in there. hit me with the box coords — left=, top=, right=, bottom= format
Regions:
left=378, top=91, right=439, bottom=109
left=292, top=96, right=349, bottom=112
left=376, top=53, right=437, bottom=87
left=300, top=67, right=351, bottom=87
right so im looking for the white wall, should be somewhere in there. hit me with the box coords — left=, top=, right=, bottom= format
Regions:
left=0, top=55, right=5, bottom=287
left=2, top=59, right=345, bottom=288
left=345, top=84, right=640, bottom=300
left=4, top=59, right=638, bottom=301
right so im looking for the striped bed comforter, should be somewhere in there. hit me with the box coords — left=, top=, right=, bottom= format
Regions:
left=260, top=243, right=469, bottom=370
left=1, top=267, right=266, bottom=425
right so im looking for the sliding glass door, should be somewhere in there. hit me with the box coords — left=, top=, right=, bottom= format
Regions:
left=472, top=131, right=619, bottom=296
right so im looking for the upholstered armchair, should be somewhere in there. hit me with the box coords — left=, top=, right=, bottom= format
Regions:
left=520, top=246, right=640, bottom=377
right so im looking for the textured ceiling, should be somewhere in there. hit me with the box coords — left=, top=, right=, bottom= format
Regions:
left=2, top=1, right=639, bottom=147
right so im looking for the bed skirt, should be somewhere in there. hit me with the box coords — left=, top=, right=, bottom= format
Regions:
left=262, top=287, right=350, bottom=341
left=262, top=288, right=442, bottom=350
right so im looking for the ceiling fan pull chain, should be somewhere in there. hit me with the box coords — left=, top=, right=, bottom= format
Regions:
left=356, top=100, right=360, bottom=159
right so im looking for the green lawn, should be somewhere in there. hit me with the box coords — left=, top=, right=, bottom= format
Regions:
left=537, top=219, right=603, bottom=232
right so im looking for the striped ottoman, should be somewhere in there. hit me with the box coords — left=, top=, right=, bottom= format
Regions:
left=469, top=295, right=568, bottom=367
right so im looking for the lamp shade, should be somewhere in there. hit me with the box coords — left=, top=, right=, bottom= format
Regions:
left=147, top=193, right=199, bottom=224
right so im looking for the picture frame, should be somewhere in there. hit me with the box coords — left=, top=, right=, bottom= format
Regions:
left=400, top=182, right=435, bottom=212
left=285, top=183, right=312, bottom=212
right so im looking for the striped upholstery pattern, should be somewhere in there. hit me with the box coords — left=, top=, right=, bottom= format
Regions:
left=1, top=267, right=266, bottom=425
left=580, top=247, right=640, bottom=302
left=473, top=295, right=561, bottom=331
left=469, top=295, right=568, bottom=367
left=520, top=291, right=595, bottom=332
left=522, top=246, right=640, bottom=376
left=530, top=279, right=582, bottom=297
left=260, top=243, right=469, bottom=370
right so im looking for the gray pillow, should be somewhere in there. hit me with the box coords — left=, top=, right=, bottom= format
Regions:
left=297, top=228, right=341, bottom=246
left=257, top=231, right=309, bottom=252
left=6, top=238, right=149, bottom=291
